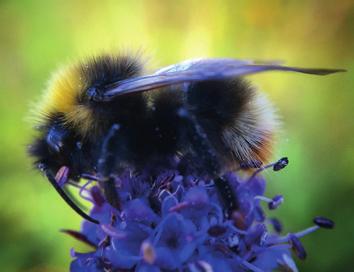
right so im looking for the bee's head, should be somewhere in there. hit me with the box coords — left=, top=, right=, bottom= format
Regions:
left=28, top=115, right=81, bottom=179
left=35, top=54, right=144, bottom=139
left=29, top=54, right=145, bottom=177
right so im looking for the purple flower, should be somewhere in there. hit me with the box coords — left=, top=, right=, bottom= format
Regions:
left=66, top=158, right=334, bottom=271
left=70, top=251, right=109, bottom=272
left=152, top=213, right=198, bottom=269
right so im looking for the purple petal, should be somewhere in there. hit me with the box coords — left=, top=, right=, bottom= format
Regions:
left=161, top=194, right=179, bottom=216
left=123, top=199, right=159, bottom=224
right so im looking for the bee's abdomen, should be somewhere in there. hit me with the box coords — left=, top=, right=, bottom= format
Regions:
left=221, top=91, right=277, bottom=167
left=186, top=78, right=277, bottom=168
left=187, top=79, right=253, bottom=128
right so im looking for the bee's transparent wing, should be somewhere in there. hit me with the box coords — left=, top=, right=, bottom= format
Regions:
left=153, top=58, right=284, bottom=74
left=103, top=58, right=345, bottom=100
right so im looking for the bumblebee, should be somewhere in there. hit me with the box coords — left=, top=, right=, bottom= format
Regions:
left=28, top=54, right=343, bottom=223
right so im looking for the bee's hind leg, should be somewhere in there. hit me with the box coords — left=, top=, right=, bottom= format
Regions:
left=97, top=124, right=122, bottom=210
left=181, top=111, right=239, bottom=216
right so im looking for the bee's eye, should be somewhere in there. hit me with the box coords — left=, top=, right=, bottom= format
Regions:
left=46, top=125, right=68, bottom=153
left=86, top=86, right=104, bottom=102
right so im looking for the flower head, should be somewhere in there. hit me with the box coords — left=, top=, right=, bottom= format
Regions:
left=66, top=158, right=334, bottom=271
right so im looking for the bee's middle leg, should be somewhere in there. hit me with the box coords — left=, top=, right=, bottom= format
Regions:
left=97, top=124, right=122, bottom=210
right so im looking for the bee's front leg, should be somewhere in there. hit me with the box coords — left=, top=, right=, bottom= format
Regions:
left=39, top=163, right=100, bottom=224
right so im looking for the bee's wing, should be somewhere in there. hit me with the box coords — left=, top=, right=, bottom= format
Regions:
left=153, top=58, right=284, bottom=74
left=103, top=58, right=345, bottom=100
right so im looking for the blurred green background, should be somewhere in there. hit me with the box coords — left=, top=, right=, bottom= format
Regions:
left=0, top=0, right=353, bottom=271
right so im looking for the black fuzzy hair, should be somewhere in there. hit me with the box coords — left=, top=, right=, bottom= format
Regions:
left=79, top=54, right=143, bottom=89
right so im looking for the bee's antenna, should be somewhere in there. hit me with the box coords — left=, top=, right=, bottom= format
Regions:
left=38, top=163, right=100, bottom=225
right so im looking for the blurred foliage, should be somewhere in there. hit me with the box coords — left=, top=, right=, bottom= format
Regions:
left=0, top=0, right=353, bottom=271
